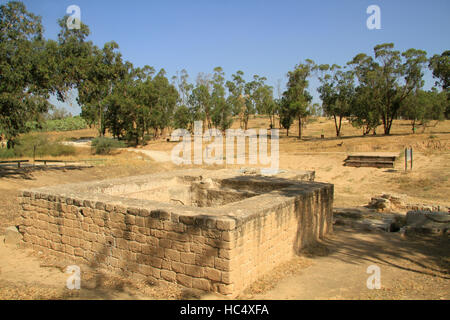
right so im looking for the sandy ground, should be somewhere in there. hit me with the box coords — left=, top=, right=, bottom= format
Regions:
left=0, top=117, right=449, bottom=300
left=246, top=226, right=449, bottom=300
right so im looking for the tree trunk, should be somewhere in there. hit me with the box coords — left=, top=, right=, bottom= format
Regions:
left=7, top=139, right=15, bottom=149
left=381, top=111, right=388, bottom=135
left=385, top=119, right=393, bottom=135
left=98, top=105, right=103, bottom=137
left=333, top=115, right=339, bottom=137
left=298, top=116, right=302, bottom=139
left=363, top=124, right=370, bottom=136
left=338, top=116, right=343, bottom=137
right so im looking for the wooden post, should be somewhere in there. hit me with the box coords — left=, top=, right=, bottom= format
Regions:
left=405, top=148, right=413, bottom=171
left=405, top=148, right=407, bottom=171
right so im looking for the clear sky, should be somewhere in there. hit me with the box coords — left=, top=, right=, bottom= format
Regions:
left=5, top=0, right=450, bottom=114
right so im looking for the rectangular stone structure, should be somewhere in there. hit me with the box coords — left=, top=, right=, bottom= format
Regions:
left=17, top=169, right=333, bottom=297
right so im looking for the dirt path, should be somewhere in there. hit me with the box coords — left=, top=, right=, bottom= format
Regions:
left=126, top=148, right=172, bottom=163
left=244, top=226, right=450, bottom=300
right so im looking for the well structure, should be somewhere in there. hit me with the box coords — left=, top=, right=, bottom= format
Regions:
left=18, top=169, right=333, bottom=297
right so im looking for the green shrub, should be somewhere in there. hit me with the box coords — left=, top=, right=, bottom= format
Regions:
left=91, top=137, right=126, bottom=155
left=0, top=148, right=17, bottom=159
left=27, top=116, right=88, bottom=132
left=0, top=134, right=76, bottom=159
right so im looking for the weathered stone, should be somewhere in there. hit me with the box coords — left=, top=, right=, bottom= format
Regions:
left=4, top=226, right=22, bottom=246
left=18, top=168, right=333, bottom=298
left=369, top=197, right=391, bottom=210
left=404, top=211, right=450, bottom=236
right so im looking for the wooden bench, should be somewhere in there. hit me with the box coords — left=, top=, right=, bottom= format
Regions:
left=0, top=160, right=29, bottom=168
left=344, top=154, right=398, bottom=168
left=34, top=159, right=106, bottom=166
left=34, top=160, right=68, bottom=166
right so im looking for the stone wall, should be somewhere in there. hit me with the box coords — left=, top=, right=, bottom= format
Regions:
left=17, top=169, right=333, bottom=297
left=224, top=184, right=333, bottom=294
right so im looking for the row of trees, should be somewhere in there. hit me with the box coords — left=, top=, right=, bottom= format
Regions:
left=281, top=45, right=449, bottom=138
left=172, top=69, right=276, bottom=133
left=1, top=2, right=449, bottom=148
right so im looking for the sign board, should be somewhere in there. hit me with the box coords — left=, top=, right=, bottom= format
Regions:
left=405, top=148, right=412, bottom=161
left=405, top=148, right=413, bottom=171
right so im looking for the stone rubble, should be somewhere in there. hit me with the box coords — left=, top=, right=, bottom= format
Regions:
left=367, top=193, right=449, bottom=213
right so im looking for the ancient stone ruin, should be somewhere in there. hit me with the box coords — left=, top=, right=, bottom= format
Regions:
left=17, top=169, right=333, bottom=297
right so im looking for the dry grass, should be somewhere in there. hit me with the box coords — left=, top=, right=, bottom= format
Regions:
left=139, top=117, right=450, bottom=155
left=391, top=169, right=450, bottom=202
left=43, top=127, right=98, bottom=142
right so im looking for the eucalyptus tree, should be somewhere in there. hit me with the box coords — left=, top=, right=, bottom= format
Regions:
left=429, top=50, right=449, bottom=91
left=103, top=63, right=137, bottom=141
left=189, top=83, right=211, bottom=130
left=400, top=89, right=446, bottom=133
left=279, top=96, right=294, bottom=136
left=244, top=75, right=270, bottom=130
left=255, top=84, right=277, bottom=129
left=103, top=65, right=178, bottom=144
left=429, top=50, right=450, bottom=118
left=172, top=69, right=193, bottom=107
left=211, top=67, right=233, bottom=132
left=243, top=75, right=263, bottom=121
left=309, top=103, right=321, bottom=117
left=173, top=105, right=192, bottom=130
left=151, top=68, right=179, bottom=137
left=317, top=64, right=355, bottom=136
left=78, top=41, right=127, bottom=136
left=348, top=43, right=428, bottom=135
left=226, top=70, right=247, bottom=129
left=172, top=69, right=197, bottom=131
left=280, top=60, right=315, bottom=139
left=349, top=86, right=381, bottom=135
left=226, top=72, right=274, bottom=130
left=189, top=73, right=213, bottom=130
left=54, top=14, right=93, bottom=98
left=0, top=1, right=54, bottom=147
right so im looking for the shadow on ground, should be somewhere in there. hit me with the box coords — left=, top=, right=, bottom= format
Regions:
left=319, top=225, right=450, bottom=280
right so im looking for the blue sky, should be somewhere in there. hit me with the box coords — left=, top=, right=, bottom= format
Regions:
left=6, top=0, right=450, bottom=114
